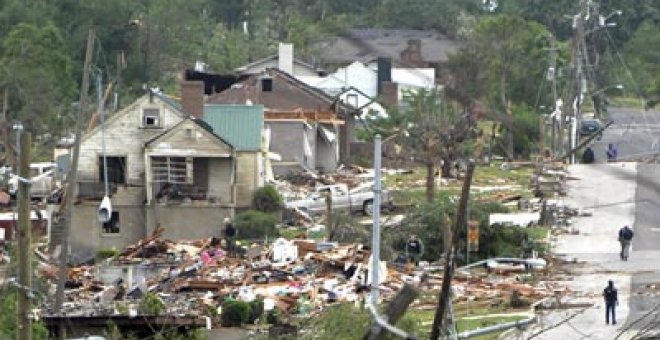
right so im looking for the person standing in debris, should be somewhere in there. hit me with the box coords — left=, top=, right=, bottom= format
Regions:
left=405, top=234, right=424, bottom=266
left=603, top=280, right=618, bottom=325
left=618, top=225, right=634, bottom=261
left=223, top=217, right=236, bottom=256
left=606, top=143, right=618, bottom=162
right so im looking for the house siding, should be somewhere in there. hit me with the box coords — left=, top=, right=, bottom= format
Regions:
left=235, top=152, right=259, bottom=207
left=70, top=204, right=146, bottom=261
left=77, top=95, right=185, bottom=185
left=145, top=205, right=233, bottom=240
left=208, top=158, right=233, bottom=204
left=265, top=121, right=306, bottom=174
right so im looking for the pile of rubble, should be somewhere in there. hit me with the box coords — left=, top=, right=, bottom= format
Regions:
left=38, top=224, right=566, bottom=329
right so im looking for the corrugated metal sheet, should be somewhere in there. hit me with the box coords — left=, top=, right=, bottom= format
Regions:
left=203, top=104, right=264, bottom=151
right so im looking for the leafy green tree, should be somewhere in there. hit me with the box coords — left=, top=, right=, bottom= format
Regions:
left=0, top=289, right=48, bottom=339
left=376, top=88, right=471, bottom=202
left=0, top=22, right=76, bottom=159
left=457, top=14, right=549, bottom=160
left=622, top=21, right=660, bottom=102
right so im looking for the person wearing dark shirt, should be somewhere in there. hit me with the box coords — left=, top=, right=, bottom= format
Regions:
left=582, top=146, right=595, bottom=164
left=603, top=280, right=618, bottom=325
left=223, top=217, right=236, bottom=256
left=618, top=225, right=634, bottom=261
left=405, top=235, right=424, bottom=266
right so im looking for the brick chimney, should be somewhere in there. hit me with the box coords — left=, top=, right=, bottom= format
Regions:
left=381, top=81, right=398, bottom=108
left=180, top=79, right=204, bottom=119
left=400, top=39, right=423, bottom=67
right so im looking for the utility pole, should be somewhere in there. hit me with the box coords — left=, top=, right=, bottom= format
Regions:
left=55, top=29, right=94, bottom=339
left=562, top=0, right=587, bottom=164
left=371, top=134, right=382, bottom=305
left=430, top=161, right=475, bottom=340
left=17, top=130, right=31, bottom=340
left=547, top=34, right=559, bottom=156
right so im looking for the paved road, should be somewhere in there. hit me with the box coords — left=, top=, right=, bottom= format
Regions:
left=590, top=108, right=660, bottom=163
left=507, top=107, right=660, bottom=339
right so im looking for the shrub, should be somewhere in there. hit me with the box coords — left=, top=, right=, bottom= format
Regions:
left=252, top=185, right=284, bottom=212
left=234, top=210, right=278, bottom=240
left=266, top=309, right=283, bottom=325
left=221, top=300, right=251, bottom=327
left=248, top=299, right=264, bottom=324
left=139, top=293, right=165, bottom=315
left=96, top=248, right=119, bottom=261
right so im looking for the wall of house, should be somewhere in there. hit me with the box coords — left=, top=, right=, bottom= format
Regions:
left=207, top=158, right=233, bottom=204
left=145, top=205, right=233, bottom=240
left=315, top=125, right=339, bottom=172
left=234, top=152, right=260, bottom=207
left=77, top=95, right=185, bottom=186
left=70, top=204, right=146, bottom=261
left=266, top=120, right=306, bottom=166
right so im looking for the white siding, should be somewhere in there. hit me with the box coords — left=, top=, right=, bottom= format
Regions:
left=78, top=95, right=186, bottom=185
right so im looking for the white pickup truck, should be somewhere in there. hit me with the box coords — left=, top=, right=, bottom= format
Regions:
left=286, top=183, right=394, bottom=216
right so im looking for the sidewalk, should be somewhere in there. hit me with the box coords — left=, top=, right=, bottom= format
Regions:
left=509, top=163, right=639, bottom=340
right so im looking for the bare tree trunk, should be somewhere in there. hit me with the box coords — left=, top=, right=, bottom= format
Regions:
left=500, top=72, right=514, bottom=161
left=425, top=160, right=435, bottom=202
left=425, top=141, right=435, bottom=202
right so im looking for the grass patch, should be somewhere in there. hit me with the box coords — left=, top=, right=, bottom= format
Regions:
left=608, top=96, right=646, bottom=109
left=386, top=161, right=533, bottom=208
left=403, top=302, right=526, bottom=339
left=457, top=315, right=527, bottom=340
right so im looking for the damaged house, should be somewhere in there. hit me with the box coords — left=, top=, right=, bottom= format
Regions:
left=207, top=68, right=354, bottom=175
left=68, top=92, right=236, bottom=259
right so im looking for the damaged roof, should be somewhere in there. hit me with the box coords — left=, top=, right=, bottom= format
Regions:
left=206, top=68, right=355, bottom=115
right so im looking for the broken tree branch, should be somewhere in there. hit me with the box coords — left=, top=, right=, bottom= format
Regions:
left=430, top=161, right=476, bottom=340
left=363, top=283, right=419, bottom=340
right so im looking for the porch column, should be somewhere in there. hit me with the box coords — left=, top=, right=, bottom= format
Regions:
left=144, top=153, right=152, bottom=204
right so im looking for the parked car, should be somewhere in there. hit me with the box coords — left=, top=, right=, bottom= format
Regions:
left=580, top=118, right=602, bottom=136
left=285, top=183, right=394, bottom=216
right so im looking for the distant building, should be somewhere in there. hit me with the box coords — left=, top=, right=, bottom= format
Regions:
left=315, top=29, right=459, bottom=70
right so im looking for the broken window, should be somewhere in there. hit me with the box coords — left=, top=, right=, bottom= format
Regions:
left=102, top=211, right=120, bottom=234
left=99, top=156, right=126, bottom=184
left=151, top=157, right=193, bottom=184
left=142, top=108, right=161, bottom=128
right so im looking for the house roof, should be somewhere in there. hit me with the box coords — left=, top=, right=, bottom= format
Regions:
left=144, top=116, right=234, bottom=150
left=82, top=92, right=187, bottom=143
left=234, top=54, right=320, bottom=75
left=316, top=28, right=459, bottom=65
left=203, top=104, right=264, bottom=152
left=206, top=68, right=355, bottom=115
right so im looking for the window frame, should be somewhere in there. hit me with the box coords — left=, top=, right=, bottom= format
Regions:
left=141, top=108, right=162, bottom=129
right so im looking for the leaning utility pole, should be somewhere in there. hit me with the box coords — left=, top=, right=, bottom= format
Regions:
left=54, top=29, right=94, bottom=338
left=17, top=131, right=32, bottom=340
left=562, top=0, right=588, bottom=164
left=430, top=161, right=475, bottom=340
left=547, top=34, right=559, bottom=156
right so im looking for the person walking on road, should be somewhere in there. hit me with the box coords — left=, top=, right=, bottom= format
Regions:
left=582, top=146, right=595, bottom=164
left=603, top=280, right=619, bottom=325
left=618, top=225, right=634, bottom=261
left=607, top=143, right=618, bottom=162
